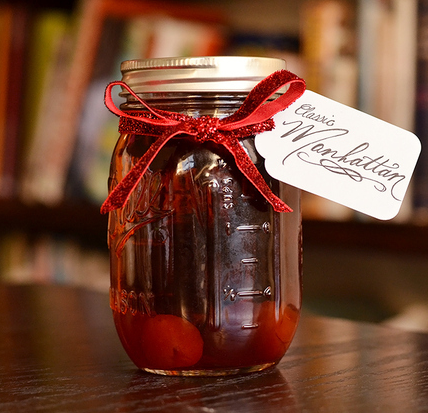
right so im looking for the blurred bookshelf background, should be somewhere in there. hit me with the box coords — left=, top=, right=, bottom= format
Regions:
left=1, top=0, right=428, bottom=329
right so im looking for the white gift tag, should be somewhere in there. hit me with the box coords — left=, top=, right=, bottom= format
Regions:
left=255, top=90, right=421, bottom=220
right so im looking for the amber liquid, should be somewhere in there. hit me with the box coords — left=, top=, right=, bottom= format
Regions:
left=108, top=133, right=302, bottom=375
left=112, top=298, right=299, bottom=373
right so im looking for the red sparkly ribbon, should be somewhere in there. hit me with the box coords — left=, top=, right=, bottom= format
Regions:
left=101, top=69, right=306, bottom=214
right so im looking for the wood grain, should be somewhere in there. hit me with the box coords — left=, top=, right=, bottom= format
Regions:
left=1, top=284, right=427, bottom=412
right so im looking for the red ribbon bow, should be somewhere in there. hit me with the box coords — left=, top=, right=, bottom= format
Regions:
left=101, top=69, right=306, bottom=214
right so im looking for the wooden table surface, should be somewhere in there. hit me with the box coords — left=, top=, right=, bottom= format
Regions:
left=1, top=284, right=427, bottom=412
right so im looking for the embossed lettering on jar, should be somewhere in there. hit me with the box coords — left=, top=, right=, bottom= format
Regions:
left=106, top=56, right=303, bottom=376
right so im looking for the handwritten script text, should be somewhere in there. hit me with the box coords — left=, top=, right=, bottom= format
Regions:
left=280, top=104, right=406, bottom=201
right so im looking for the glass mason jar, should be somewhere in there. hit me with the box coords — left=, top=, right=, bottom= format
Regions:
left=107, top=56, right=302, bottom=376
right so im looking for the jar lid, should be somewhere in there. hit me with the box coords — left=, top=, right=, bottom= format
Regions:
left=120, top=56, right=287, bottom=94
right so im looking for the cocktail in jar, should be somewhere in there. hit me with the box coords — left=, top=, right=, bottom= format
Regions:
left=103, top=56, right=304, bottom=376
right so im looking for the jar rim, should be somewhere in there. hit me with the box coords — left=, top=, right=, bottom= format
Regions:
left=120, top=56, right=287, bottom=94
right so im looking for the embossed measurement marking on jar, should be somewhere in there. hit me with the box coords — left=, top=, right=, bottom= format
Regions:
left=223, top=285, right=272, bottom=301
left=223, top=286, right=272, bottom=330
left=241, top=257, right=259, bottom=265
left=241, top=323, right=259, bottom=329
left=225, top=222, right=271, bottom=235
left=221, top=219, right=273, bottom=329
left=221, top=178, right=234, bottom=209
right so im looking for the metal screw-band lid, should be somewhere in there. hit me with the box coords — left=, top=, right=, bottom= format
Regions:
left=120, top=56, right=287, bottom=94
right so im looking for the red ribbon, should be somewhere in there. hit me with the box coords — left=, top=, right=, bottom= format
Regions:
left=101, top=69, right=306, bottom=214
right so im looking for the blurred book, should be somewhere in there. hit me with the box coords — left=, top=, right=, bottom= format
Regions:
left=357, top=0, right=417, bottom=222
left=0, top=231, right=109, bottom=291
left=66, top=9, right=226, bottom=205
left=226, top=31, right=303, bottom=74
left=1, top=6, right=34, bottom=198
left=19, top=0, right=103, bottom=206
left=299, top=0, right=358, bottom=221
left=0, top=4, right=14, bottom=190
left=414, top=0, right=428, bottom=221
left=300, top=0, right=358, bottom=107
left=357, top=0, right=417, bottom=129
left=19, top=9, right=72, bottom=204
left=19, top=0, right=226, bottom=207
